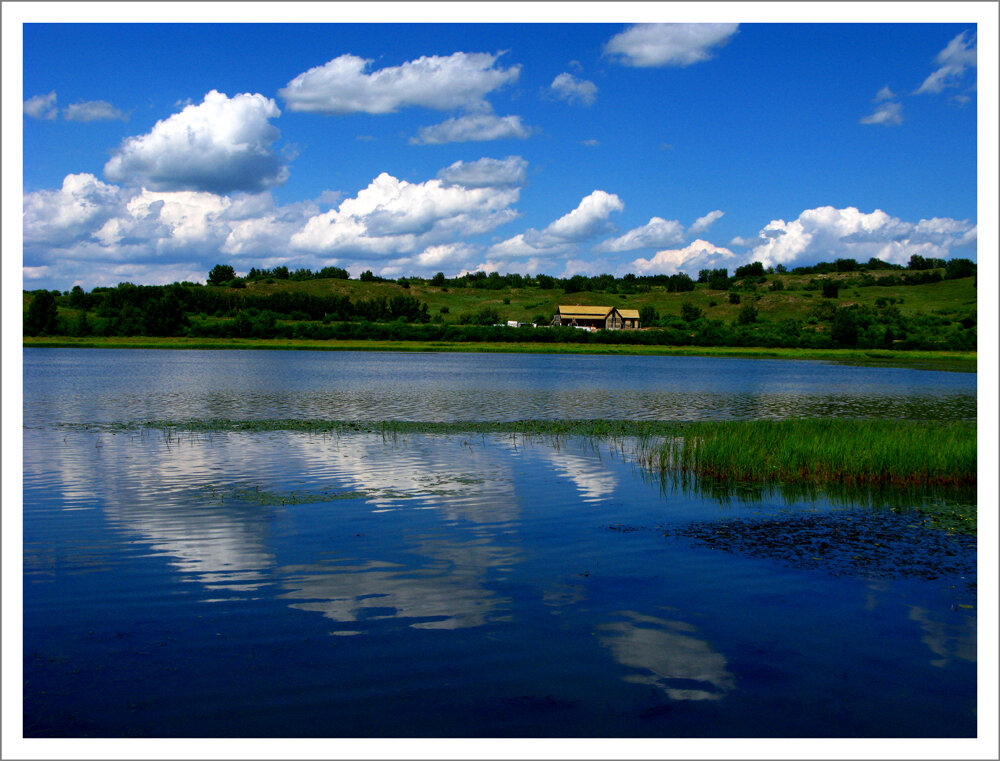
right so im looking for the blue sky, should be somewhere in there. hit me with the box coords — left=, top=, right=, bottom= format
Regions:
left=14, top=11, right=989, bottom=289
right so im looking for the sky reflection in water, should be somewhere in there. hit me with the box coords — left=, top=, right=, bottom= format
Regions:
left=23, top=427, right=976, bottom=737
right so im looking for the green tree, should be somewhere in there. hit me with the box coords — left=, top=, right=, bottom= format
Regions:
left=831, top=308, right=859, bottom=347
left=142, top=292, right=188, bottom=336
left=68, top=285, right=87, bottom=308
left=680, top=302, right=703, bottom=323
left=72, top=311, right=93, bottom=337
left=24, top=290, right=60, bottom=336
left=944, top=258, right=976, bottom=280
left=639, top=305, right=658, bottom=327
left=431, top=272, right=447, bottom=286
left=208, top=264, right=236, bottom=285
left=736, top=303, right=758, bottom=325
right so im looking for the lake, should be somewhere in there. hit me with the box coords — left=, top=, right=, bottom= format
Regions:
left=22, top=349, right=977, bottom=737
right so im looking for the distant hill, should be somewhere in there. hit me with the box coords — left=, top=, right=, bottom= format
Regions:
left=23, top=259, right=977, bottom=352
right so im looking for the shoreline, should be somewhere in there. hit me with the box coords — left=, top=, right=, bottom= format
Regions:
left=22, top=336, right=977, bottom=371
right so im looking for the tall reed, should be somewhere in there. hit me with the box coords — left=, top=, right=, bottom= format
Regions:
left=649, top=420, right=975, bottom=487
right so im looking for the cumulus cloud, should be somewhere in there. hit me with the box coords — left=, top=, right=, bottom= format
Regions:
left=23, top=173, right=125, bottom=247
left=916, top=30, right=977, bottom=95
left=279, top=52, right=519, bottom=114
left=291, top=171, right=519, bottom=257
left=688, top=209, right=725, bottom=236
left=594, top=216, right=684, bottom=253
left=630, top=239, right=738, bottom=275
left=63, top=100, right=127, bottom=122
left=436, top=156, right=528, bottom=188
left=549, top=72, right=597, bottom=106
left=410, top=113, right=532, bottom=145
left=745, top=206, right=976, bottom=268
left=103, top=90, right=287, bottom=194
left=604, top=23, right=739, bottom=67
left=23, top=161, right=529, bottom=286
left=24, top=91, right=58, bottom=120
left=375, top=242, right=480, bottom=278
left=489, top=190, right=624, bottom=258
left=859, top=101, right=903, bottom=126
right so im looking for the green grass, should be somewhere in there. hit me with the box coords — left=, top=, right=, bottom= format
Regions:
left=643, top=419, right=976, bottom=488
left=22, top=335, right=977, bottom=371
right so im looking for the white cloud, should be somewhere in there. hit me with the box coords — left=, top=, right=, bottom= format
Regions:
left=916, top=30, right=977, bottom=95
left=436, top=156, right=527, bottom=188
left=549, top=72, right=597, bottom=106
left=24, top=91, right=58, bottom=120
left=594, top=216, right=684, bottom=253
left=461, top=257, right=546, bottom=277
left=581, top=139, right=600, bottom=147
left=746, top=206, right=976, bottom=268
left=23, top=173, right=125, bottom=247
left=687, top=209, right=725, bottom=236
left=374, top=243, right=480, bottom=278
left=103, top=90, right=287, bottom=194
left=279, top=52, right=519, bottom=114
left=291, top=171, right=519, bottom=258
left=604, top=23, right=739, bottom=68
left=411, top=113, right=532, bottom=145
left=630, top=239, right=738, bottom=275
left=861, top=84, right=904, bottom=126
left=63, top=100, right=127, bottom=122
left=874, top=85, right=896, bottom=102
left=489, top=190, right=624, bottom=258
left=545, top=190, right=625, bottom=240
left=859, top=101, right=903, bottom=126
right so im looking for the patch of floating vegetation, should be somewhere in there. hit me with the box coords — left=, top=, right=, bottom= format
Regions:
left=662, top=512, right=977, bottom=585
left=196, top=483, right=367, bottom=507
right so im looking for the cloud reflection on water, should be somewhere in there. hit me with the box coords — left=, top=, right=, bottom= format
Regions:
left=596, top=610, right=736, bottom=701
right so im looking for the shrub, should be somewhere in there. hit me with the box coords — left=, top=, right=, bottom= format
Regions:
left=680, top=302, right=703, bottom=323
left=736, top=303, right=758, bottom=325
left=822, top=281, right=840, bottom=298
left=728, top=292, right=741, bottom=305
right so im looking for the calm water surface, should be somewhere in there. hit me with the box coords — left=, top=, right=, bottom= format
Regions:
left=22, top=349, right=977, bottom=737
left=23, top=348, right=976, bottom=424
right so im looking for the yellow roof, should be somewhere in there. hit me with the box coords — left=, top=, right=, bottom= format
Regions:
left=617, top=309, right=640, bottom=319
left=558, top=305, right=613, bottom=317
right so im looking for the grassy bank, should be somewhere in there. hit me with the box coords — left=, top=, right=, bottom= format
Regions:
left=69, top=417, right=977, bottom=488
left=23, top=335, right=977, bottom=370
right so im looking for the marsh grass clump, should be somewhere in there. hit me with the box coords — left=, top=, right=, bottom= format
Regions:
left=649, top=419, right=975, bottom=488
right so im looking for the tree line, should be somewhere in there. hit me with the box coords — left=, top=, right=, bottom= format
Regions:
left=24, top=255, right=976, bottom=351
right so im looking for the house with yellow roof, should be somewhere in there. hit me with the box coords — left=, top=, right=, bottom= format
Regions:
left=552, top=305, right=641, bottom=330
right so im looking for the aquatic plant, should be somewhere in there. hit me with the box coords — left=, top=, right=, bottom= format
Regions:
left=645, top=419, right=976, bottom=488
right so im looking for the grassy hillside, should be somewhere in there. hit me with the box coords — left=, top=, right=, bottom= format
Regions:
left=140, top=269, right=976, bottom=327
left=25, top=264, right=977, bottom=358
